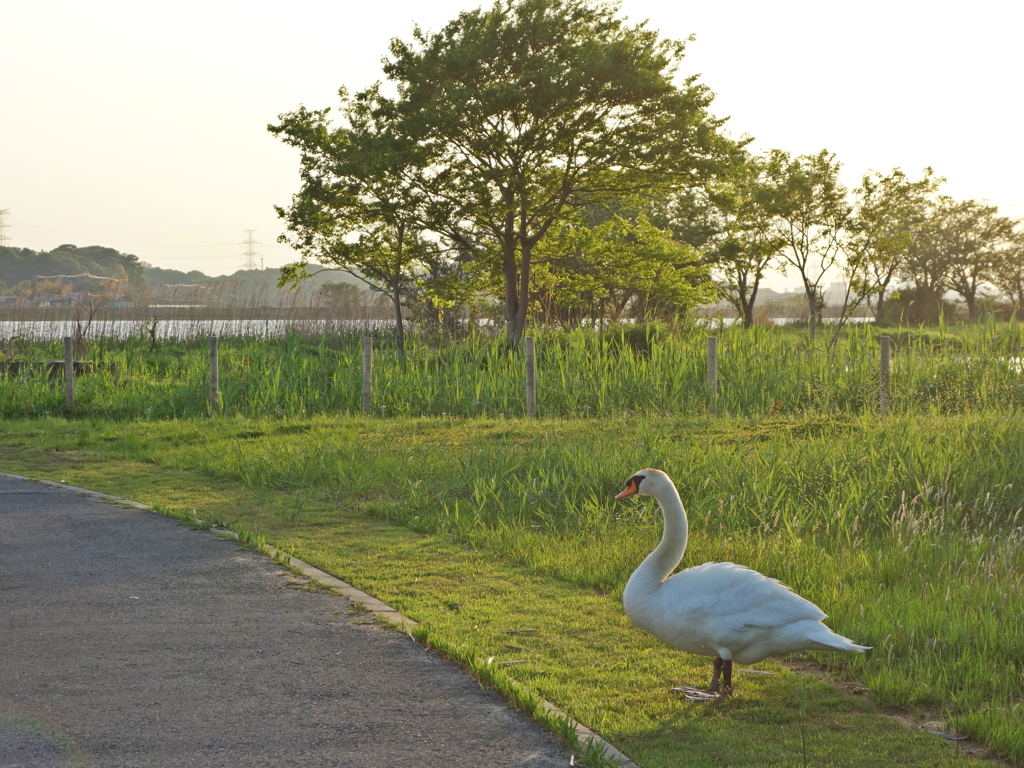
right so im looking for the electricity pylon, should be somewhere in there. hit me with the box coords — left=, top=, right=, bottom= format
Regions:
left=240, top=230, right=260, bottom=270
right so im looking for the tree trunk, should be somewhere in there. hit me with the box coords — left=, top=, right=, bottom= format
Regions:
left=806, top=287, right=817, bottom=341
left=828, top=284, right=855, bottom=351
left=503, top=240, right=520, bottom=344
left=965, top=292, right=978, bottom=320
left=391, top=274, right=405, bottom=362
left=507, top=240, right=532, bottom=346
left=392, top=223, right=406, bottom=362
left=742, top=279, right=760, bottom=329
left=874, top=291, right=885, bottom=323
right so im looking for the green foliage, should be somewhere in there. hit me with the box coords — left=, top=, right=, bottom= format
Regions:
left=532, top=211, right=716, bottom=325
left=360, top=0, right=734, bottom=341
left=763, top=149, right=850, bottom=328
left=0, top=244, right=145, bottom=296
left=142, top=264, right=212, bottom=289
left=3, top=322, right=1024, bottom=419
left=270, top=98, right=442, bottom=358
left=881, top=285, right=958, bottom=325
left=991, top=230, right=1024, bottom=315
left=707, top=152, right=788, bottom=327
left=847, top=167, right=942, bottom=322
left=905, top=196, right=1020, bottom=320
left=316, top=282, right=364, bottom=311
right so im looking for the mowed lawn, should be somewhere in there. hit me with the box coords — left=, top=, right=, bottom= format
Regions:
left=2, top=412, right=1020, bottom=767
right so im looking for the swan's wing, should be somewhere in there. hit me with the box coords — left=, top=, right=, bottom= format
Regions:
left=673, top=562, right=826, bottom=631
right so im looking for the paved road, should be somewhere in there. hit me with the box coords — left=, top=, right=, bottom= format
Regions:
left=0, top=475, right=570, bottom=768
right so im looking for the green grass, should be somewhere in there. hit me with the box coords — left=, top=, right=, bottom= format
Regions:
left=1, top=412, right=1019, bottom=766
left=3, top=320, right=1023, bottom=419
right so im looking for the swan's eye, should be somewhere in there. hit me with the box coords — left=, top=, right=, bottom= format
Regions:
left=629, top=474, right=646, bottom=489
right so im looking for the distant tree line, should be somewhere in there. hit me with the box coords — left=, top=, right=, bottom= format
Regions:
left=0, top=244, right=146, bottom=300
left=271, top=0, right=1023, bottom=353
left=709, top=153, right=1023, bottom=331
left=0, top=246, right=373, bottom=310
left=7, top=2, right=1021, bottom=339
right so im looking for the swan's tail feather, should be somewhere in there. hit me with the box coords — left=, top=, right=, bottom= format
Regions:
left=808, top=627, right=871, bottom=654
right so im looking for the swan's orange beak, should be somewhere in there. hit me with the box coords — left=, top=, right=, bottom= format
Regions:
left=615, top=480, right=639, bottom=500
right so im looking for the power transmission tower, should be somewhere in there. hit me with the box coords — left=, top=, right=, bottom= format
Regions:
left=0, top=210, right=10, bottom=248
left=239, top=230, right=261, bottom=270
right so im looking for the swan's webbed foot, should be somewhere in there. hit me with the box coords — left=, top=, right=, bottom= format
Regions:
left=670, top=686, right=722, bottom=701
left=670, top=658, right=732, bottom=701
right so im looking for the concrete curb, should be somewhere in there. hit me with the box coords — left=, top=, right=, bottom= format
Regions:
left=0, top=471, right=641, bottom=768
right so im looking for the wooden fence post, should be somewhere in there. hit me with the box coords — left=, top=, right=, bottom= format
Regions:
left=63, top=336, right=74, bottom=411
left=525, top=337, right=537, bottom=418
left=707, top=335, right=718, bottom=416
left=209, top=336, right=220, bottom=416
left=362, top=337, right=372, bottom=415
left=880, top=335, right=890, bottom=414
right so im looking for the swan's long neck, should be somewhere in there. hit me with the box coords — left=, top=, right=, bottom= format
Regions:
left=628, top=484, right=689, bottom=594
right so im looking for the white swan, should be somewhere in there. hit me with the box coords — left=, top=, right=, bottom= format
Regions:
left=616, top=468, right=869, bottom=700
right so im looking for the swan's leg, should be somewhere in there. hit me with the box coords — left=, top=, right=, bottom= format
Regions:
left=670, top=658, right=724, bottom=701
left=721, top=659, right=733, bottom=696
left=708, top=657, right=723, bottom=693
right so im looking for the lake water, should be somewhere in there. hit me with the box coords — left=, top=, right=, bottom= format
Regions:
left=0, top=315, right=873, bottom=342
left=0, top=318, right=393, bottom=342
left=696, top=316, right=873, bottom=328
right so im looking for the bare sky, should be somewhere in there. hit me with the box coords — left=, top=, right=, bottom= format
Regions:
left=3, top=0, right=1021, bottom=288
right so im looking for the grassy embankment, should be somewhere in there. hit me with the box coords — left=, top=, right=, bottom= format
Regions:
left=1, top=321, right=1022, bottom=765
left=1, top=412, right=1021, bottom=767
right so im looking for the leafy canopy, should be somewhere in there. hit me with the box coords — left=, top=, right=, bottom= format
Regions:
left=370, top=0, right=733, bottom=339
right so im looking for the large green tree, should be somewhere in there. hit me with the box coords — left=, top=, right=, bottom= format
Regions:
left=939, top=199, right=1017, bottom=320
left=270, top=97, right=435, bottom=360
left=764, top=149, right=850, bottom=337
left=847, top=168, right=942, bottom=322
left=709, top=152, right=786, bottom=328
left=373, top=0, right=732, bottom=343
left=904, top=197, right=1017, bottom=320
left=992, top=229, right=1024, bottom=318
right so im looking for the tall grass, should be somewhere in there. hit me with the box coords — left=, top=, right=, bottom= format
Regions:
left=2, top=320, right=1022, bottom=420
left=178, top=412, right=1024, bottom=762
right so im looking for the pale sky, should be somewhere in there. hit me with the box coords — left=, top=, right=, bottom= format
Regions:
left=3, top=0, right=1021, bottom=289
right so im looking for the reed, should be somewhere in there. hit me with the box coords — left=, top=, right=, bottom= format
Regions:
left=2, top=320, right=1022, bottom=420
left=187, top=412, right=1024, bottom=762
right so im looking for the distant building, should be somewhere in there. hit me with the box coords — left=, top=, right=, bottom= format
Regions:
left=26, top=292, right=85, bottom=308
left=823, top=281, right=848, bottom=306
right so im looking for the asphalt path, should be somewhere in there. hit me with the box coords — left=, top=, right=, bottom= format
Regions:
left=0, top=475, right=570, bottom=768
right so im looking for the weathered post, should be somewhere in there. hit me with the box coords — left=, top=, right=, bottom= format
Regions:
left=880, top=335, right=891, bottom=414
left=63, top=336, right=74, bottom=411
left=209, top=336, right=220, bottom=416
left=362, top=337, right=372, bottom=415
left=707, top=335, right=718, bottom=416
left=525, top=337, right=537, bottom=418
